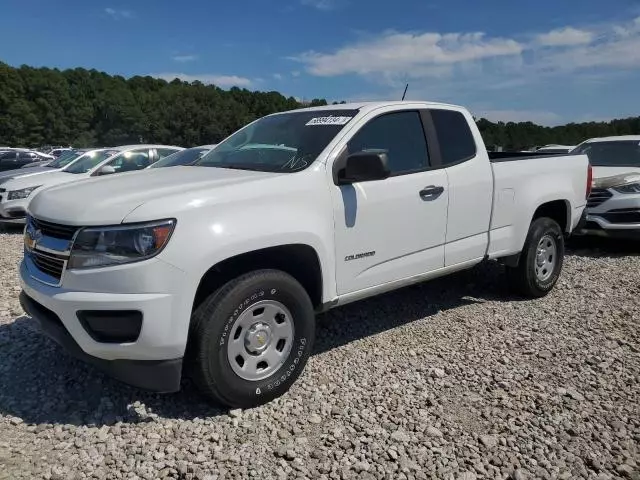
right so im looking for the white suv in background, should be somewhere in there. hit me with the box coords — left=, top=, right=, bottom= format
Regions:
left=0, top=145, right=183, bottom=224
left=573, top=136, right=640, bottom=239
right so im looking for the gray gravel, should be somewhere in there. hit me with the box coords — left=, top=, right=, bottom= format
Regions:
left=1, top=231, right=639, bottom=480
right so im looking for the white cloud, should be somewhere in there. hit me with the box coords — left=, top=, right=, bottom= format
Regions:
left=292, top=31, right=523, bottom=77
left=538, top=18, right=640, bottom=72
left=273, top=73, right=283, bottom=80
left=300, top=0, right=340, bottom=11
left=172, top=54, right=198, bottom=63
left=535, top=27, right=594, bottom=47
left=104, top=7, right=133, bottom=19
left=291, top=17, right=640, bottom=83
left=152, top=73, right=253, bottom=88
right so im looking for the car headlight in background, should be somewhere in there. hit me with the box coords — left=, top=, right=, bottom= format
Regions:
left=8, top=186, right=42, bottom=200
left=613, top=182, right=640, bottom=194
left=68, top=219, right=176, bottom=269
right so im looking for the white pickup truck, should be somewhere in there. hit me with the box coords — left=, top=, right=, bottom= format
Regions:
left=19, top=101, right=591, bottom=408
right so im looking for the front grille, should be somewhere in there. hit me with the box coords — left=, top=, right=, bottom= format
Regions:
left=587, top=188, right=613, bottom=208
left=601, top=209, right=640, bottom=224
left=7, top=210, right=26, bottom=219
left=30, top=216, right=78, bottom=240
left=29, top=251, right=66, bottom=281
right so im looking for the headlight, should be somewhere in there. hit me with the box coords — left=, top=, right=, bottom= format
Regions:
left=8, top=186, right=41, bottom=200
left=613, top=182, right=640, bottom=194
left=68, top=219, right=176, bottom=269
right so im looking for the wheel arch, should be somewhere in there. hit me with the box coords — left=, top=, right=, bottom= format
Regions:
left=532, top=199, right=571, bottom=233
left=191, top=244, right=324, bottom=314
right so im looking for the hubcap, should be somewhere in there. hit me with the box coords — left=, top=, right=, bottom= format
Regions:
left=535, top=234, right=557, bottom=282
left=227, top=300, right=294, bottom=381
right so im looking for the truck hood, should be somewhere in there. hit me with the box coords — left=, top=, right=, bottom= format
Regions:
left=0, top=166, right=57, bottom=183
left=28, top=166, right=280, bottom=225
left=592, top=165, right=640, bottom=179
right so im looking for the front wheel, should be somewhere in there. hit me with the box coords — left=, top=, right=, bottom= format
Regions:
left=188, top=270, right=315, bottom=408
left=506, top=217, right=565, bottom=298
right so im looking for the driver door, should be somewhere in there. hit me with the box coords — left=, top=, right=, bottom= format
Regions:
left=331, top=110, right=449, bottom=295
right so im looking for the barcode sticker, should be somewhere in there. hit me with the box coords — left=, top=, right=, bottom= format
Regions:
left=306, top=116, right=353, bottom=126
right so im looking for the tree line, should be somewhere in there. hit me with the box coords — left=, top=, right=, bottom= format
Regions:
left=0, top=62, right=638, bottom=150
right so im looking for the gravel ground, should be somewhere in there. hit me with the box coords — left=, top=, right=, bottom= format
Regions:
left=1, top=230, right=639, bottom=480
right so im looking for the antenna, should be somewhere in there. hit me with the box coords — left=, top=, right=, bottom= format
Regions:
left=401, top=83, right=409, bottom=101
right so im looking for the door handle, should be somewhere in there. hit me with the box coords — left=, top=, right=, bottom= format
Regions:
left=419, top=185, right=444, bottom=200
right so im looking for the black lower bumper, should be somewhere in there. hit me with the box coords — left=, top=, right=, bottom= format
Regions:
left=19, top=291, right=183, bottom=393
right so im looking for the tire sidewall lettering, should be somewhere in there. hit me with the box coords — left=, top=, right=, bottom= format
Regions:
left=215, top=286, right=311, bottom=397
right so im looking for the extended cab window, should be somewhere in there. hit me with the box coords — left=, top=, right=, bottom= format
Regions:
left=430, top=109, right=477, bottom=166
left=348, top=111, right=429, bottom=175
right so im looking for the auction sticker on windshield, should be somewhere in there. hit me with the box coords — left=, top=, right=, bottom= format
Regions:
left=306, top=116, right=353, bottom=126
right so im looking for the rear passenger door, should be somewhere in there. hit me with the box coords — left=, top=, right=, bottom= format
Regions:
left=332, top=109, right=449, bottom=295
left=426, top=109, right=494, bottom=266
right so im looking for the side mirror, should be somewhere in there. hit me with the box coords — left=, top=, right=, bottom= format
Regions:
left=97, top=165, right=116, bottom=176
left=335, top=151, right=390, bottom=185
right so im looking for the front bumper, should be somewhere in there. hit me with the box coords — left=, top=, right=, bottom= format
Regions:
left=19, top=255, right=193, bottom=392
left=575, top=189, right=640, bottom=238
left=19, top=292, right=182, bottom=392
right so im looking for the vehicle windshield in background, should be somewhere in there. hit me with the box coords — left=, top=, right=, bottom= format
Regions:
left=572, top=141, right=640, bottom=167
left=46, top=150, right=82, bottom=168
left=151, top=147, right=212, bottom=168
left=195, top=110, right=359, bottom=172
left=63, top=150, right=120, bottom=174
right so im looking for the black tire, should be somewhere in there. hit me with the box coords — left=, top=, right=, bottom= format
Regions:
left=188, top=269, right=315, bottom=408
left=506, top=217, right=565, bottom=298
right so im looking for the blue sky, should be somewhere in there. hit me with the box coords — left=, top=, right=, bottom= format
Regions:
left=1, top=0, right=640, bottom=125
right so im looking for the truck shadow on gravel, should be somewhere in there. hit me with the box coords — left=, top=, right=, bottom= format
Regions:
left=0, top=261, right=520, bottom=427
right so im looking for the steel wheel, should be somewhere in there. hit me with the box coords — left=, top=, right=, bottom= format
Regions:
left=226, top=300, right=295, bottom=381
left=535, top=234, right=557, bottom=282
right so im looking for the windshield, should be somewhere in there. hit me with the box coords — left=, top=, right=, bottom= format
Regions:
left=151, top=147, right=212, bottom=168
left=63, top=150, right=120, bottom=174
left=47, top=150, right=82, bottom=168
left=194, top=110, right=359, bottom=172
left=572, top=141, right=640, bottom=167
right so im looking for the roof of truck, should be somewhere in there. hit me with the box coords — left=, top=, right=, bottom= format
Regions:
left=583, top=135, right=640, bottom=143
left=291, top=101, right=464, bottom=113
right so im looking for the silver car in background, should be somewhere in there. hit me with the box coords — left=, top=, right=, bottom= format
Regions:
left=573, top=136, right=640, bottom=239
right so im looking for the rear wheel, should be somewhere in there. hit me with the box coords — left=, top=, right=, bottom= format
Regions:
left=188, top=269, right=315, bottom=408
left=507, top=217, right=564, bottom=298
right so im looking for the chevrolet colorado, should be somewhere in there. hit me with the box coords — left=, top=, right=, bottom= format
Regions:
left=19, top=101, right=591, bottom=407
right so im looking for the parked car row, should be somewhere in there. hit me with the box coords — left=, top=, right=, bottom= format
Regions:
left=0, top=148, right=55, bottom=171
left=0, top=144, right=217, bottom=224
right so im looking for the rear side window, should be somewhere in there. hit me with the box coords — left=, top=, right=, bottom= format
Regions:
left=430, top=109, right=477, bottom=166
left=348, top=111, right=430, bottom=175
